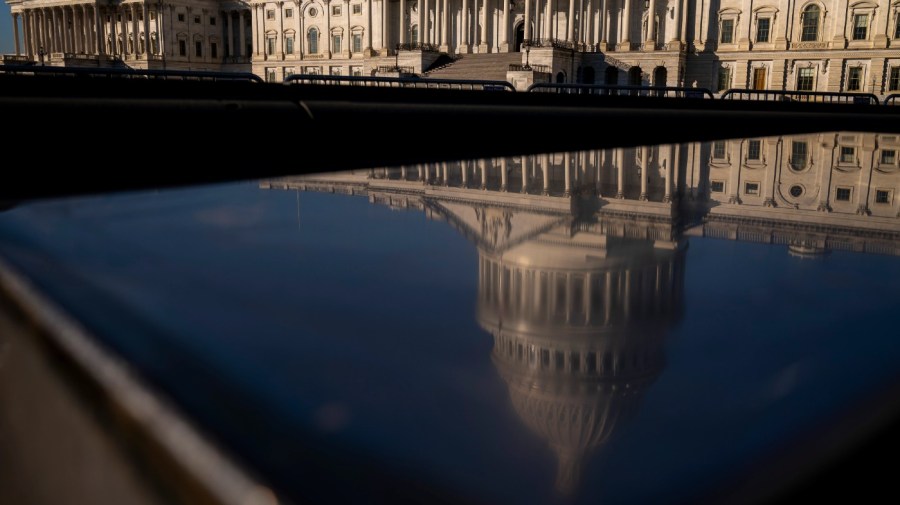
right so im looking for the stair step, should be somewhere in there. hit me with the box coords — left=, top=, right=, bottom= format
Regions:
left=424, top=53, right=523, bottom=82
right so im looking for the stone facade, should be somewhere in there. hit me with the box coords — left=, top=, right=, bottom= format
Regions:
left=5, top=0, right=900, bottom=92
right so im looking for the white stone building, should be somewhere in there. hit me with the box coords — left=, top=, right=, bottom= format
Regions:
left=4, top=0, right=900, bottom=92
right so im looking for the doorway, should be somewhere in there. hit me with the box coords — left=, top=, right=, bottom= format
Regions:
left=753, top=67, right=767, bottom=90
left=514, top=23, right=525, bottom=52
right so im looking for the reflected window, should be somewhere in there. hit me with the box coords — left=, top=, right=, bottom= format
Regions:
left=332, top=4, right=342, bottom=15
left=875, top=190, right=891, bottom=204
left=756, top=18, right=771, bottom=42
left=745, top=182, right=760, bottom=195
left=791, top=141, right=809, bottom=170
left=882, top=150, right=897, bottom=165
left=266, top=67, right=276, bottom=82
left=836, top=187, right=852, bottom=201
left=179, top=39, right=186, bottom=56
left=747, top=140, right=762, bottom=160
left=847, top=67, right=862, bottom=91
left=308, top=28, right=319, bottom=53
left=286, top=36, right=294, bottom=54
left=797, top=67, right=814, bottom=91
left=353, top=3, right=362, bottom=14
left=350, top=65, right=363, bottom=76
left=267, top=37, right=275, bottom=55
left=352, top=33, right=362, bottom=53
left=852, top=14, right=868, bottom=40
left=717, top=65, right=732, bottom=92
left=332, top=34, right=342, bottom=53
left=713, top=141, right=727, bottom=159
left=711, top=181, right=725, bottom=193
left=840, top=146, right=856, bottom=163
left=889, top=67, right=900, bottom=91
left=896, top=15, right=900, bottom=38
left=285, top=8, right=293, bottom=18
left=721, top=19, right=735, bottom=43
left=801, top=5, right=820, bottom=42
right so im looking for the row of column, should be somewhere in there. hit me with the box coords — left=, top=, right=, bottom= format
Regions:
left=223, top=10, right=250, bottom=58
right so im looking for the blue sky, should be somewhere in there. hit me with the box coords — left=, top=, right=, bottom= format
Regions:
left=1, top=4, right=14, bottom=54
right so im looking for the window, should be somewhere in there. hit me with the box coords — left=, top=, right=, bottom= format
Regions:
left=267, top=37, right=275, bottom=55
left=801, top=5, right=820, bottom=42
left=352, top=33, right=362, bottom=53
left=791, top=141, right=808, bottom=170
left=266, top=10, right=275, bottom=20
left=840, top=146, right=855, bottom=163
left=836, top=188, right=851, bottom=201
left=882, top=150, right=897, bottom=165
left=717, top=66, right=731, bottom=92
left=745, top=182, right=760, bottom=195
left=177, top=13, right=185, bottom=22
left=747, top=140, right=761, bottom=160
left=756, top=18, right=770, bottom=42
left=711, top=181, right=725, bottom=193
left=194, top=15, right=201, bottom=24
left=350, top=65, right=363, bottom=76
left=713, top=141, right=727, bottom=159
left=304, top=66, right=322, bottom=75
left=330, top=66, right=342, bottom=75
left=332, top=4, right=341, bottom=15
left=896, top=15, right=900, bottom=39
left=411, top=25, right=418, bottom=42
left=195, top=40, right=202, bottom=57
left=178, top=39, right=186, bottom=56
left=790, top=185, right=804, bottom=197
left=847, top=66, right=862, bottom=91
left=797, top=67, right=814, bottom=91
left=284, top=67, right=295, bottom=79
left=210, top=16, right=216, bottom=26
left=266, top=67, right=276, bottom=82
left=211, top=42, right=217, bottom=59
left=852, top=14, right=868, bottom=40
left=889, top=67, right=900, bottom=91
left=875, top=190, right=891, bottom=204
left=352, top=3, right=362, bottom=14
left=285, top=36, right=294, bottom=54
left=753, top=67, right=767, bottom=90
left=285, top=8, right=293, bottom=18
left=308, top=28, right=319, bottom=54
left=720, top=19, right=734, bottom=43
left=332, top=34, right=342, bottom=53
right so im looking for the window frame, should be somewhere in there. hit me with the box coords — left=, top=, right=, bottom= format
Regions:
left=747, top=140, right=762, bottom=161
left=796, top=66, right=815, bottom=91
left=889, top=66, right=900, bottom=91
left=800, top=4, right=821, bottom=42
left=710, top=181, right=726, bottom=193
left=744, top=182, right=760, bottom=195
left=846, top=66, right=863, bottom=91
left=852, top=13, right=869, bottom=40
left=720, top=18, right=735, bottom=44
left=835, top=187, right=852, bottom=202
left=790, top=140, right=809, bottom=171
left=756, top=17, right=771, bottom=42
left=875, top=189, right=892, bottom=204
left=352, top=3, right=362, bottom=14
left=839, top=146, right=856, bottom=164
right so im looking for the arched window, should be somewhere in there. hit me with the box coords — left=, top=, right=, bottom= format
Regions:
left=556, top=71, right=565, bottom=83
left=308, top=27, right=319, bottom=54
left=800, top=5, right=820, bottom=42
left=410, top=25, right=418, bottom=43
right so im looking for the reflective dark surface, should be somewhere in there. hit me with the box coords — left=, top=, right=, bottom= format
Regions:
left=1, top=132, right=899, bottom=504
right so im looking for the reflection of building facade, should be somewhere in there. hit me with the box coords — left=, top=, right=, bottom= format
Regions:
left=5, top=0, right=900, bottom=93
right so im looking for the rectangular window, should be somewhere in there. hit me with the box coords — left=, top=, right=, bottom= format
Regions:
left=836, top=188, right=852, bottom=201
left=875, top=190, right=891, bottom=204
left=285, top=8, right=294, bottom=18
left=350, top=65, right=363, bottom=76
left=753, top=67, right=767, bottom=90
left=717, top=66, right=731, bottom=92
left=178, top=40, right=186, bottom=56
left=847, top=67, right=862, bottom=91
left=747, top=140, right=762, bottom=160
left=177, top=13, right=185, bottom=22
left=352, top=33, right=362, bottom=53
left=797, top=67, right=814, bottom=91
left=267, top=37, right=275, bottom=55
left=352, top=4, right=362, bottom=14
left=882, top=150, right=897, bottom=165
left=713, top=141, right=727, bottom=159
left=266, top=67, right=276, bottom=82
left=194, top=15, right=201, bottom=24
left=756, top=18, right=770, bottom=42
left=210, top=16, right=216, bottom=25
left=840, top=146, right=855, bottom=163
left=889, top=67, right=900, bottom=91
left=305, top=66, right=322, bottom=75
left=711, top=181, right=725, bottom=193
left=151, top=12, right=156, bottom=20
left=852, top=14, right=868, bottom=40
left=211, top=42, right=217, bottom=59
left=332, top=35, right=342, bottom=53
left=195, top=40, right=202, bottom=57
left=745, top=182, right=760, bottom=195
left=266, top=10, right=275, bottom=20
left=720, top=19, right=734, bottom=43
left=286, top=37, right=294, bottom=54
left=332, top=4, right=342, bottom=15
left=330, top=66, right=342, bottom=75
left=791, top=141, right=808, bottom=170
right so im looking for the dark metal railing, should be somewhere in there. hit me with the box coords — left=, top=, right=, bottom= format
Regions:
left=508, top=63, right=551, bottom=73
left=885, top=94, right=900, bottom=106
left=721, top=89, right=880, bottom=105
left=522, top=38, right=575, bottom=50
left=0, top=64, right=264, bottom=82
left=375, top=65, right=415, bottom=74
left=527, top=83, right=715, bottom=98
left=395, top=42, right=440, bottom=52
left=285, top=73, right=515, bottom=91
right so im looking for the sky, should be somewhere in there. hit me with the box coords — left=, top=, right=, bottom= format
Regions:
left=1, top=4, right=14, bottom=54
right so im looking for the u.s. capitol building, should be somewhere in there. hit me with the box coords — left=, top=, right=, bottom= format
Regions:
left=4, top=0, right=900, bottom=93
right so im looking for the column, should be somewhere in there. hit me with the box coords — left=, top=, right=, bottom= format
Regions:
left=639, top=146, right=649, bottom=200
left=521, top=157, right=529, bottom=193
left=673, top=144, right=681, bottom=198
left=132, top=5, right=139, bottom=56
left=120, top=6, right=127, bottom=56
left=567, top=0, right=574, bottom=42
left=762, top=139, right=778, bottom=207
left=365, top=0, right=373, bottom=52
left=223, top=10, right=231, bottom=57
left=480, top=159, right=487, bottom=189
left=382, top=0, right=390, bottom=51
left=500, top=0, right=509, bottom=50
left=345, top=0, right=351, bottom=56
left=646, top=0, right=656, bottom=45
left=95, top=6, right=104, bottom=55
left=621, top=0, right=630, bottom=44
left=461, top=161, right=468, bottom=185
left=671, top=0, right=681, bottom=42
left=461, top=0, right=469, bottom=50
left=564, top=152, right=572, bottom=196
left=251, top=6, right=259, bottom=55
left=239, top=11, right=247, bottom=56
left=13, top=13, right=20, bottom=55
left=441, top=0, right=448, bottom=50
left=616, top=148, right=625, bottom=198
left=110, top=7, right=118, bottom=55
left=524, top=0, right=532, bottom=41
left=663, top=145, right=673, bottom=202
left=543, top=0, right=551, bottom=40
left=442, top=162, right=449, bottom=185
left=143, top=4, right=150, bottom=55
left=541, top=154, right=550, bottom=195
left=500, top=158, right=508, bottom=191
left=417, top=0, right=424, bottom=44
left=399, top=0, right=406, bottom=43
left=23, top=11, right=31, bottom=57
left=277, top=2, right=284, bottom=58
left=479, top=0, right=488, bottom=51
left=73, top=7, right=81, bottom=53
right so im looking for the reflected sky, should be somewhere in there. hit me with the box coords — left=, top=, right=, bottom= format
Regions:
left=0, top=132, right=899, bottom=504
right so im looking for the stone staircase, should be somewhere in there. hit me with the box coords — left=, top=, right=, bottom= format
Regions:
left=423, top=52, right=523, bottom=82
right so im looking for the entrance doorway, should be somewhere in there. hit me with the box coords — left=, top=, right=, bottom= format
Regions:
left=653, top=66, right=667, bottom=87
left=628, top=67, right=643, bottom=86
left=514, top=23, right=525, bottom=52
left=605, top=67, right=619, bottom=85
left=753, top=67, right=767, bottom=90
